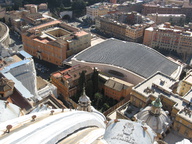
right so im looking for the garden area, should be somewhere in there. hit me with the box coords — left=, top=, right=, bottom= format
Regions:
left=71, top=68, right=118, bottom=113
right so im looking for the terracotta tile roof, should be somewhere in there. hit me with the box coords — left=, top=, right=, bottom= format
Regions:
left=52, top=65, right=93, bottom=80
left=75, top=31, right=88, bottom=37
left=33, top=37, right=52, bottom=44
left=29, top=20, right=61, bottom=31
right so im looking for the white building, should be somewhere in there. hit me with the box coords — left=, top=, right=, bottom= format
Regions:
left=0, top=50, right=57, bottom=101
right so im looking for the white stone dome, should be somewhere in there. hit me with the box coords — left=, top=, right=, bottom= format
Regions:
left=136, top=106, right=171, bottom=134
left=0, top=100, right=21, bottom=122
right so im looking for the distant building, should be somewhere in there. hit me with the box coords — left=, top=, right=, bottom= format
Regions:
left=147, top=13, right=186, bottom=25
left=22, top=20, right=91, bottom=66
left=72, top=38, right=182, bottom=85
left=116, top=1, right=143, bottom=13
left=24, top=3, right=48, bottom=13
left=4, top=9, right=30, bottom=33
left=143, top=22, right=192, bottom=61
left=177, top=69, right=192, bottom=96
left=95, top=12, right=154, bottom=42
left=38, top=3, right=48, bottom=11
left=24, top=4, right=38, bottom=13
left=4, top=3, right=52, bottom=34
left=104, top=77, right=133, bottom=101
left=142, top=0, right=192, bottom=21
left=51, top=65, right=93, bottom=99
left=86, top=3, right=110, bottom=21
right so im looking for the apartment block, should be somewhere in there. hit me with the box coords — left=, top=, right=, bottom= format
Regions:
left=22, top=20, right=91, bottom=66
left=142, top=0, right=192, bottom=21
left=147, top=13, right=186, bottom=25
left=4, top=3, right=52, bottom=34
left=86, top=3, right=110, bottom=20
left=95, top=12, right=154, bottom=42
left=143, top=22, right=192, bottom=60
left=51, top=65, right=93, bottom=99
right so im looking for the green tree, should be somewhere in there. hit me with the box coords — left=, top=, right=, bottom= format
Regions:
left=92, top=67, right=99, bottom=95
left=103, top=103, right=110, bottom=112
left=13, top=0, right=23, bottom=9
left=72, top=0, right=86, bottom=11
left=78, top=70, right=86, bottom=94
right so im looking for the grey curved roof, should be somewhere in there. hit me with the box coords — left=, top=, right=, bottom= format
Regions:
left=74, top=38, right=180, bottom=78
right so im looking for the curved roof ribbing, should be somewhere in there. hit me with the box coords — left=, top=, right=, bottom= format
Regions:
left=74, top=38, right=180, bottom=78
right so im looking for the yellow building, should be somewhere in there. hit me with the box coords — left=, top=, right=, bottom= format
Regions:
left=104, top=77, right=133, bottom=101
left=86, top=3, right=109, bottom=20
left=172, top=89, right=192, bottom=138
left=129, top=72, right=192, bottom=139
left=177, top=70, right=192, bottom=96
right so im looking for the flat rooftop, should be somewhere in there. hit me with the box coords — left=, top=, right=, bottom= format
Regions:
left=74, top=38, right=180, bottom=79
left=29, top=20, right=61, bottom=31
left=184, top=74, right=192, bottom=84
left=133, top=72, right=192, bottom=123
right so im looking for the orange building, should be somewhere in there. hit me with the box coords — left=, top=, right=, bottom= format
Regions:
left=51, top=65, right=93, bottom=99
left=104, top=77, right=133, bottom=101
left=143, top=22, right=192, bottom=61
left=22, top=20, right=91, bottom=66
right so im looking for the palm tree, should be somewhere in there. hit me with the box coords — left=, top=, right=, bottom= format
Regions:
left=94, top=92, right=102, bottom=109
left=103, top=103, right=110, bottom=112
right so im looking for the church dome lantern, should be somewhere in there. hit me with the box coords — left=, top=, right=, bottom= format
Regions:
left=77, top=87, right=93, bottom=112
left=136, top=96, right=172, bottom=138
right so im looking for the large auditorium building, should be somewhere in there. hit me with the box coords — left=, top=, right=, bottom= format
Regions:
left=72, top=38, right=182, bottom=85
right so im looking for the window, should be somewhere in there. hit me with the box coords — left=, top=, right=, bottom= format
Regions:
left=184, top=129, right=189, bottom=136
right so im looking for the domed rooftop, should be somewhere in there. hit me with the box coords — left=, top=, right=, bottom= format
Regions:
left=0, top=100, right=21, bottom=122
left=136, top=106, right=171, bottom=134
left=104, top=119, right=157, bottom=144
left=0, top=109, right=106, bottom=144
left=136, top=98, right=171, bottom=135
